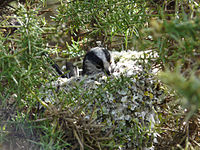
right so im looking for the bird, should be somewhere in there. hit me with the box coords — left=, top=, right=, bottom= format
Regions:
left=51, top=61, right=79, bottom=78
left=51, top=47, right=112, bottom=77
left=64, top=62, right=79, bottom=78
left=82, top=47, right=112, bottom=76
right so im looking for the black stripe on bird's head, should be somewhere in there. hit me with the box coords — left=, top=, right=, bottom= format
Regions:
left=82, top=47, right=112, bottom=76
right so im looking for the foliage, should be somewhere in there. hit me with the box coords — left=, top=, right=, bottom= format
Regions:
left=140, top=0, right=200, bottom=132
left=0, top=0, right=200, bottom=149
left=142, top=0, right=200, bottom=124
left=141, top=1, right=200, bottom=148
left=159, top=68, right=200, bottom=121
left=49, top=0, right=150, bottom=50
left=142, top=17, right=200, bottom=70
left=0, top=1, right=57, bottom=149
left=0, top=3, right=46, bottom=99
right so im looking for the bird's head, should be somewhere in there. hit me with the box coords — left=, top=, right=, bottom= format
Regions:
left=82, top=47, right=112, bottom=76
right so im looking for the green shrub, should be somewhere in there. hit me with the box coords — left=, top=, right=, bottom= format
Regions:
left=50, top=0, right=150, bottom=49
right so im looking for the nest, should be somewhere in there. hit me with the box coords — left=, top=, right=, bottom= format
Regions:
left=41, top=50, right=165, bottom=149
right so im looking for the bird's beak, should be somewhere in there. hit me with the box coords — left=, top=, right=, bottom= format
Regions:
left=105, top=69, right=111, bottom=75
left=104, top=66, right=112, bottom=75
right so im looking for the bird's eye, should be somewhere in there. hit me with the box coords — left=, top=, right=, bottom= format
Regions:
left=96, top=65, right=101, bottom=69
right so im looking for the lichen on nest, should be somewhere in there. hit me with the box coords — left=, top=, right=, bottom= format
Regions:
left=43, top=50, right=164, bottom=149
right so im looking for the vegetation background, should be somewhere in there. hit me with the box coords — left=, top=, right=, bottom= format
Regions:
left=0, top=0, right=199, bottom=149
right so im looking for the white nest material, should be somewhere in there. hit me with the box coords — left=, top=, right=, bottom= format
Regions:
left=111, top=50, right=159, bottom=76
left=42, top=50, right=163, bottom=149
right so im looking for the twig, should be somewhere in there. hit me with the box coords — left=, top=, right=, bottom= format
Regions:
left=84, top=124, right=105, bottom=128
left=73, top=129, right=84, bottom=150
left=28, top=88, right=51, bottom=110
left=189, top=137, right=200, bottom=147
left=97, top=142, right=102, bottom=150
left=83, top=143, right=95, bottom=150
left=160, top=127, right=180, bottom=133
left=105, top=125, right=116, bottom=137
left=32, top=117, right=52, bottom=122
